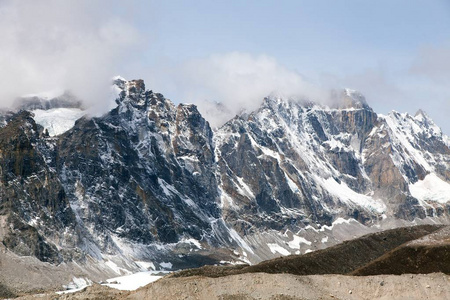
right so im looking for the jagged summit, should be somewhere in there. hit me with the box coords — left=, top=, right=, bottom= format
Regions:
left=415, top=109, right=427, bottom=118
left=112, top=77, right=206, bottom=127
left=113, top=77, right=148, bottom=106
left=260, top=88, right=372, bottom=114
left=414, top=109, right=436, bottom=127
left=338, top=88, right=371, bottom=110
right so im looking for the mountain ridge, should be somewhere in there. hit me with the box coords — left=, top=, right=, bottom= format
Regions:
left=0, top=78, right=448, bottom=278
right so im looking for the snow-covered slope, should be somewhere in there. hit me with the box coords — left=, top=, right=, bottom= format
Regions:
left=32, top=108, right=85, bottom=136
left=13, top=90, right=86, bottom=136
left=409, top=173, right=450, bottom=204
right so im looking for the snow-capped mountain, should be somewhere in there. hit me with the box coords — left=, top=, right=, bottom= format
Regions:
left=216, top=90, right=450, bottom=234
left=0, top=78, right=448, bottom=275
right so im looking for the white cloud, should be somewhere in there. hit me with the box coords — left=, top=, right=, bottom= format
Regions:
left=0, top=0, right=140, bottom=113
left=158, top=52, right=328, bottom=127
left=320, top=51, right=450, bottom=135
left=321, top=67, right=407, bottom=109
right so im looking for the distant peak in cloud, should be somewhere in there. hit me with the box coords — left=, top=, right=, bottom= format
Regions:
left=0, top=0, right=140, bottom=115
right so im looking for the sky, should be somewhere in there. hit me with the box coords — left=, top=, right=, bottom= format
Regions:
left=0, top=0, right=449, bottom=133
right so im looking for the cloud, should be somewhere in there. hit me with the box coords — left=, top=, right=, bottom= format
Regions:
left=320, top=48, right=450, bottom=135
left=410, top=44, right=450, bottom=84
left=0, top=0, right=140, bottom=113
left=321, top=66, right=407, bottom=109
left=155, top=52, right=328, bottom=127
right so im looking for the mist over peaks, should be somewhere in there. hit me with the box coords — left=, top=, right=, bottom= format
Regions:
left=0, top=0, right=140, bottom=114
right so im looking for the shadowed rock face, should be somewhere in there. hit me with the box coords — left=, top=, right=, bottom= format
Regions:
left=56, top=79, right=220, bottom=250
left=0, top=78, right=449, bottom=268
left=0, top=111, right=75, bottom=263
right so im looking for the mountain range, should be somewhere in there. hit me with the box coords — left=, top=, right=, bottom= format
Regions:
left=0, top=77, right=449, bottom=279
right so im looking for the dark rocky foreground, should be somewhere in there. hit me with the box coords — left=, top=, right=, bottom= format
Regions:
left=170, top=224, right=446, bottom=278
left=352, top=225, right=450, bottom=275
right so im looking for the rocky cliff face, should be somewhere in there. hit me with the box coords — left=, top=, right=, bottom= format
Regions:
left=215, top=88, right=448, bottom=236
left=0, top=111, right=75, bottom=264
left=0, top=79, right=449, bottom=272
left=57, top=79, right=220, bottom=249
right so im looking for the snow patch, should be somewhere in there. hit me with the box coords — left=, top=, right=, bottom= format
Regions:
left=320, top=217, right=356, bottom=232
left=235, top=176, right=255, bottom=198
left=58, top=277, right=92, bottom=294
left=287, top=235, right=312, bottom=249
left=105, top=260, right=132, bottom=275
left=409, top=173, right=450, bottom=204
left=317, top=176, right=386, bottom=213
left=181, top=238, right=203, bottom=249
left=267, top=243, right=290, bottom=256
left=228, top=227, right=255, bottom=254
left=105, top=271, right=168, bottom=291
left=285, top=173, right=300, bottom=194
left=160, top=262, right=173, bottom=270
left=32, top=108, right=85, bottom=136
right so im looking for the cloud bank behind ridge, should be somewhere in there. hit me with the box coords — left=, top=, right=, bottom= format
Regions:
left=0, top=0, right=140, bottom=113
left=148, top=52, right=329, bottom=127
left=1, top=1, right=447, bottom=134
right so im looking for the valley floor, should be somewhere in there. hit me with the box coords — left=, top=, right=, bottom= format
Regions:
left=14, top=272, right=450, bottom=300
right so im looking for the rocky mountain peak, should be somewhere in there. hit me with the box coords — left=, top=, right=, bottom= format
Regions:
left=113, top=78, right=208, bottom=135
left=337, top=88, right=371, bottom=110
left=414, top=109, right=435, bottom=127
left=126, top=79, right=146, bottom=95
left=113, top=77, right=148, bottom=107
left=112, top=75, right=127, bottom=89
left=414, top=109, right=427, bottom=118
left=260, top=88, right=372, bottom=115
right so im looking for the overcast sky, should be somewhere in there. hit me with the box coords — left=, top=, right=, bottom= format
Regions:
left=0, top=0, right=449, bottom=133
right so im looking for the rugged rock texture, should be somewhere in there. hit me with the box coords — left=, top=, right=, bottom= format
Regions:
left=0, top=111, right=75, bottom=264
left=215, top=89, right=449, bottom=237
left=0, top=78, right=449, bottom=274
left=56, top=79, right=220, bottom=255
